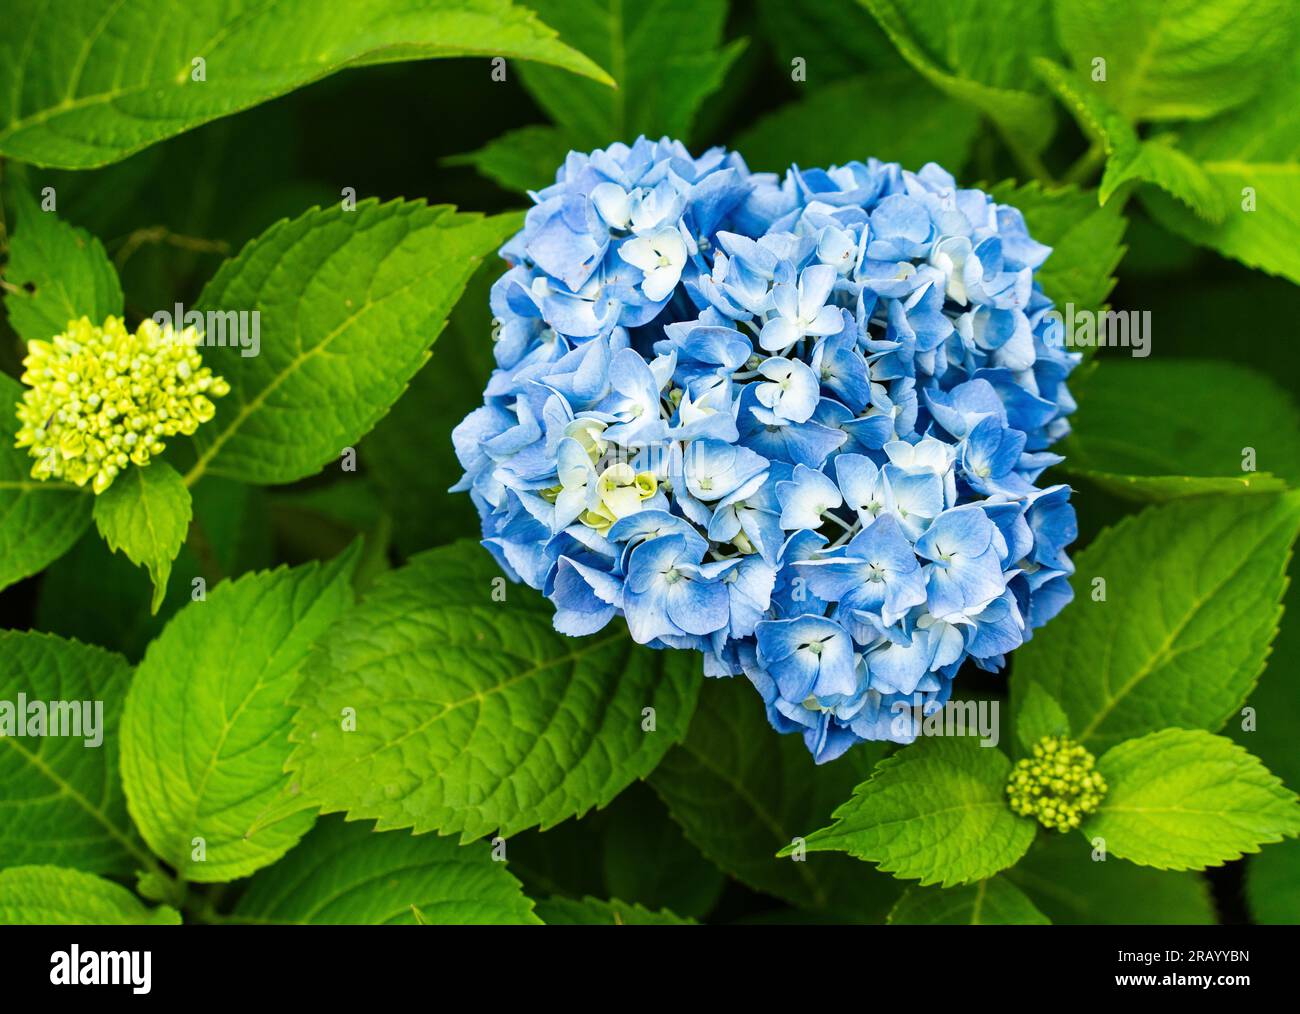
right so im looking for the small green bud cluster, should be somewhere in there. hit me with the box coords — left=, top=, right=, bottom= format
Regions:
left=1006, top=735, right=1107, bottom=833
left=15, top=315, right=230, bottom=494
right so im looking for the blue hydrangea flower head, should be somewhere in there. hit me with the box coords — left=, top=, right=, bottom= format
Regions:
left=453, top=136, right=1079, bottom=762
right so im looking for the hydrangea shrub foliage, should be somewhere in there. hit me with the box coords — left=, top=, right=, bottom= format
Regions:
left=0, top=0, right=1298, bottom=929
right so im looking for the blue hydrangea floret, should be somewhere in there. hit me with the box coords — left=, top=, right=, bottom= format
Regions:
left=452, top=136, right=1079, bottom=762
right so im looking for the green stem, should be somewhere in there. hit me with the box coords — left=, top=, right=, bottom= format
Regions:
left=1063, top=142, right=1107, bottom=187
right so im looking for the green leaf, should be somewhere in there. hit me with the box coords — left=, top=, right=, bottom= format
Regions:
left=1015, top=493, right=1300, bottom=753
left=1247, top=838, right=1300, bottom=925
left=0, top=0, right=612, bottom=169
left=92, top=461, right=192, bottom=614
left=733, top=72, right=981, bottom=174
left=600, top=783, right=725, bottom=920
left=1054, top=0, right=1297, bottom=123
left=0, top=866, right=180, bottom=925
left=786, top=735, right=1035, bottom=887
left=649, top=677, right=901, bottom=918
left=888, top=876, right=1049, bottom=925
left=859, top=0, right=1057, bottom=157
left=0, top=631, right=144, bottom=875
left=119, top=546, right=361, bottom=882
left=1015, top=682, right=1071, bottom=754
left=988, top=180, right=1127, bottom=321
left=0, top=372, right=93, bottom=592
left=755, top=0, right=905, bottom=81
left=1032, top=59, right=1224, bottom=222
left=3, top=186, right=123, bottom=342
left=188, top=199, right=520, bottom=486
left=1141, top=51, right=1300, bottom=285
left=1062, top=360, right=1300, bottom=500
left=1007, top=832, right=1215, bottom=924
left=534, top=895, right=694, bottom=925
left=1084, top=728, right=1300, bottom=871
left=515, top=0, right=745, bottom=145
left=233, top=816, right=540, bottom=925
left=283, top=540, right=700, bottom=843
left=446, top=124, right=575, bottom=194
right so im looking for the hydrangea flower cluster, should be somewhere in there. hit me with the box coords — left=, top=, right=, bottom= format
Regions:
left=1006, top=736, right=1106, bottom=832
left=453, top=136, right=1079, bottom=762
left=15, top=316, right=230, bottom=494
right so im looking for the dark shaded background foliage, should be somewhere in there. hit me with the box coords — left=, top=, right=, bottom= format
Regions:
left=2, top=0, right=1295, bottom=924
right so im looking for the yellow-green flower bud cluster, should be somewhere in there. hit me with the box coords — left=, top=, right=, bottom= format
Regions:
left=14, top=315, right=230, bottom=494
left=1006, top=735, right=1107, bottom=833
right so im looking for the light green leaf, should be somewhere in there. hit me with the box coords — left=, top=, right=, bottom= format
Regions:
left=535, top=895, right=694, bottom=925
left=733, top=72, right=981, bottom=174
left=188, top=199, right=520, bottom=486
left=1015, top=493, right=1300, bottom=753
left=120, top=546, right=361, bottom=882
left=988, top=180, right=1126, bottom=322
left=860, top=0, right=1057, bottom=157
left=785, top=735, right=1035, bottom=887
left=0, top=372, right=93, bottom=592
left=649, top=677, right=901, bottom=918
left=0, top=631, right=144, bottom=875
left=1007, top=832, right=1215, bottom=924
left=446, top=124, right=575, bottom=194
left=1054, top=0, right=1297, bottom=123
left=2, top=186, right=123, bottom=342
left=1062, top=360, right=1300, bottom=500
left=92, top=461, right=192, bottom=614
left=1032, top=59, right=1224, bottom=221
left=0, top=0, right=611, bottom=169
left=1085, top=729, right=1300, bottom=870
left=1015, top=682, right=1071, bottom=754
left=1247, top=838, right=1300, bottom=925
left=1141, top=51, right=1300, bottom=285
left=0, top=866, right=180, bottom=925
left=233, top=816, right=540, bottom=925
left=516, top=0, right=745, bottom=144
left=888, top=876, right=1049, bottom=925
left=283, top=540, right=700, bottom=843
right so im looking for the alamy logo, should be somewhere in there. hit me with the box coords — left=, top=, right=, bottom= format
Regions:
left=152, top=302, right=260, bottom=358
left=0, top=694, right=103, bottom=747
left=50, top=946, right=151, bottom=994
left=1042, top=302, right=1151, bottom=357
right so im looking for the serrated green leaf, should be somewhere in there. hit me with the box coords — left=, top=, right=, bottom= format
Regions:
left=988, top=181, right=1126, bottom=327
left=787, top=735, right=1035, bottom=888
left=0, top=631, right=144, bottom=875
left=1054, top=0, right=1297, bottom=123
left=233, top=816, right=540, bottom=925
left=1007, top=832, right=1215, bottom=924
left=1015, top=493, right=1300, bottom=753
left=188, top=199, right=520, bottom=486
left=515, top=0, right=745, bottom=145
left=120, top=546, right=361, bottom=882
left=859, top=0, right=1057, bottom=157
left=446, top=124, right=576, bottom=194
left=283, top=540, right=700, bottom=843
left=1062, top=360, right=1300, bottom=500
left=0, top=372, right=93, bottom=592
left=0, top=0, right=611, bottom=169
left=3, top=186, right=123, bottom=343
left=1141, top=51, right=1300, bottom=286
left=888, top=876, right=1049, bottom=925
left=1015, top=682, right=1071, bottom=753
left=1032, top=59, right=1225, bottom=222
left=534, top=895, right=694, bottom=925
left=732, top=72, right=981, bottom=175
left=649, top=677, right=901, bottom=918
left=1247, top=838, right=1300, bottom=924
left=0, top=866, right=180, bottom=925
left=1084, top=729, right=1300, bottom=871
left=92, top=461, right=192, bottom=614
